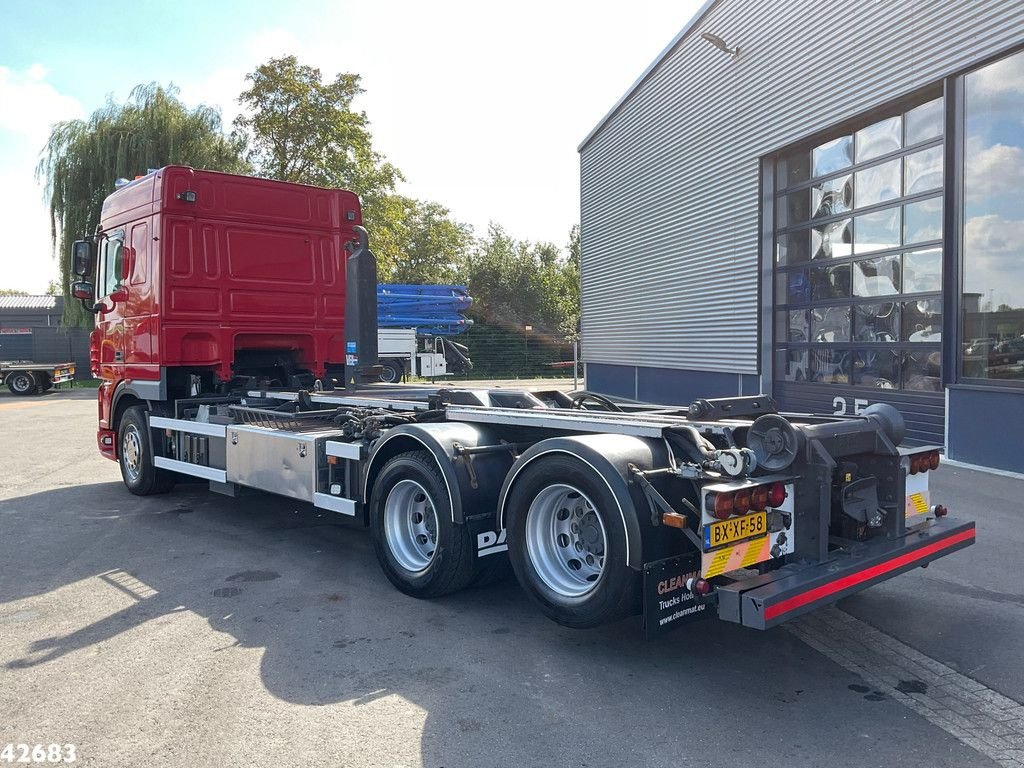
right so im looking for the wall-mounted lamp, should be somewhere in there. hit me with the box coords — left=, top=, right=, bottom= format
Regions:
left=700, top=31, right=739, bottom=58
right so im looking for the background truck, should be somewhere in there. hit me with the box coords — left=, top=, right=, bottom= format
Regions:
left=68, top=166, right=975, bottom=635
left=376, top=284, right=474, bottom=383
left=1, top=360, right=75, bottom=396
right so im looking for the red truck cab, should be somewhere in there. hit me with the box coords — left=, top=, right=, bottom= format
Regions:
left=76, top=166, right=363, bottom=460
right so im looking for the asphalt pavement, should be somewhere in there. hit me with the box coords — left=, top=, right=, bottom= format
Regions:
left=0, top=386, right=1019, bottom=768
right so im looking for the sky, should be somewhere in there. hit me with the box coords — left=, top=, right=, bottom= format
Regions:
left=0, top=0, right=703, bottom=293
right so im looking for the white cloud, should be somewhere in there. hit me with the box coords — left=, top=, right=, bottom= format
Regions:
left=966, top=142, right=1024, bottom=196
left=0, top=64, right=82, bottom=142
left=963, top=214, right=1024, bottom=307
left=0, top=65, right=82, bottom=293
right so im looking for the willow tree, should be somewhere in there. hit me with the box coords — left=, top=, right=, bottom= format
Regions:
left=38, top=83, right=248, bottom=325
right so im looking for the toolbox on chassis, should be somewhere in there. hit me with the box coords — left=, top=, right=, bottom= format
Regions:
left=71, top=167, right=975, bottom=635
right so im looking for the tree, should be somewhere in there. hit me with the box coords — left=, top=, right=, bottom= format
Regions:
left=235, top=56, right=400, bottom=201
left=38, top=83, right=247, bottom=325
left=386, top=198, right=473, bottom=284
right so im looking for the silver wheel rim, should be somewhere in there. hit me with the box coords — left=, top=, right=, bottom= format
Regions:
left=384, top=479, right=439, bottom=573
left=525, top=483, right=606, bottom=598
left=380, top=364, right=399, bottom=383
left=122, top=424, right=143, bottom=482
left=11, top=374, right=31, bottom=393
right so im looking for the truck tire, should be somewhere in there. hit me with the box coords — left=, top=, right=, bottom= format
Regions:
left=118, top=406, right=175, bottom=496
left=39, top=374, right=53, bottom=392
left=6, top=372, right=38, bottom=396
left=369, top=451, right=477, bottom=598
left=379, top=359, right=404, bottom=384
left=505, top=454, right=638, bottom=628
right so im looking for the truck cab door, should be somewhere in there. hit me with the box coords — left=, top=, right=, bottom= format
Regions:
left=95, top=230, right=127, bottom=377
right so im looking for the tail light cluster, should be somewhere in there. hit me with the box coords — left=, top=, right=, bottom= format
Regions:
left=706, top=481, right=787, bottom=520
left=909, top=451, right=941, bottom=475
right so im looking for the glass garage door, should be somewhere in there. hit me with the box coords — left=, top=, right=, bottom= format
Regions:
left=772, top=95, right=946, bottom=445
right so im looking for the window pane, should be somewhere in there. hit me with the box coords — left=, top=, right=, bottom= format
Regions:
left=778, top=269, right=810, bottom=305
left=776, top=309, right=809, bottom=344
left=856, top=116, right=901, bottom=163
left=903, top=249, right=942, bottom=294
left=853, top=349, right=900, bottom=389
left=853, top=254, right=901, bottom=297
left=811, top=305, right=851, bottom=342
left=777, top=189, right=810, bottom=228
left=905, top=97, right=943, bottom=145
left=855, top=157, right=902, bottom=208
left=811, top=218, right=853, bottom=259
left=904, top=145, right=943, bottom=194
left=809, top=349, right=849, bottom=384
left=813, top=136, right=853, bottom=177
left=962, top=47, right=1024, bottom=382
left=854, top=302, right=899, bottom=342
left=854, top=208, right=900, bottom=254
left=811, top=174, right=853, bottom=218
left=776, top=349, right=810, bottom=382
left=810, top=263, right=851, bottom=301
left=779, top=150, right=810, bottom=187
left=903, top=298, right=942, bottom=342
left=903, top=197, right=942, bottom=244
left=903, top=350, right=942, bottom=391
left=776, top=230, right=810, bottom=265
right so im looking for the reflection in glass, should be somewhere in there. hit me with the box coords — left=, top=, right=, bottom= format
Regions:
left=903, top=197, right=942, bottom=244
left=777, top=349, right=810, bottom=382
left=811, top=219, right=852, bottom=259
left=811, top=175, right=852, bottom=218
left=854, top=255, right=901, bottom=297
left=853, top=349, right=900, bottom=388
left=905, top=98, right=943, bottom=145
left=903, top=350, right=942, bottom=391
left=903, top=299, right=942, bottom=342
left=810, top=263, right=851, bottom=301
left=776, top=230, right=809, bottom=265
left=779, top=269, right=809, bottom=305
left=962, top=47, right=1024, bottom=382
left=903, top=249, right=942, bottom=294
left=856, top=116, right=901, bottom=163
left=854, top=208, right=900, bottom=254
left=854, top=303, right=899, bottom=342
left=904, top=145, right=943, bottom=194
left=813, top=136, right=853, bottom=176
left=855, top=157, right=901, bottom=208
left=809, top=349, right=849, bottom=384
left=812, top=305, right=851, bottom=342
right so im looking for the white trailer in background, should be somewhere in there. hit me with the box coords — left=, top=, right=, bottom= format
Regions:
left=377, top=328, right=462, bottom=383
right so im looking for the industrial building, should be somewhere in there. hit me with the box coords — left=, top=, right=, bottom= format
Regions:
left=578, top=0, right=1024, bottom=471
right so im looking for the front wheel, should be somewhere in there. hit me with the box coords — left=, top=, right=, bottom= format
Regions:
left=118, top=406, right=175, bottom=496
left=6, top=372, right=38, bottom=396
left=369, top=451, right=477, bottom=598
left=378, top=359, right=404, bottom=384
left=506, top=455, right=638, bottom=628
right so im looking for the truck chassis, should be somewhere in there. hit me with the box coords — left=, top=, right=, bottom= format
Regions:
left=126, top=384, right=974, bottom=636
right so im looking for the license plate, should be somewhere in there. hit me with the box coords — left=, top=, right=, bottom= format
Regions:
left=703, top=511, right=768, bottom=549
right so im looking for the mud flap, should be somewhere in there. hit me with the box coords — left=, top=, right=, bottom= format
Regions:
left=643, top=551, right=713, bottom=639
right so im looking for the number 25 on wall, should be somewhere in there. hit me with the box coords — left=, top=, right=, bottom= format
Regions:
left=833, top=396, right=869, bottom=416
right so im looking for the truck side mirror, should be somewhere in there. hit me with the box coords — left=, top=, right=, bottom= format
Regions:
left=70, top=280, right=93, bottom=300
left=109, top=285, right=129, bottom=304
left=70, top=280, right=100, bottom=314
left=71, top=240, right=96, bottom=277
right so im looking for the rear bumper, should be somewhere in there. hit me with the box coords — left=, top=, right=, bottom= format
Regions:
left=717, top=518, right=976, bottom=629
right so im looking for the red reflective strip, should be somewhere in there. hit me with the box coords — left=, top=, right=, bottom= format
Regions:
left=764, top=527, right=975, bottom=622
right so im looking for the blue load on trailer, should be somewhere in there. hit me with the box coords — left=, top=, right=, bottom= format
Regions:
left=377, top=284, right=474, bottom=336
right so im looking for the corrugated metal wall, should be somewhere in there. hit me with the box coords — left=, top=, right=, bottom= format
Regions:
left=579, top=0, right=1024, bottom=373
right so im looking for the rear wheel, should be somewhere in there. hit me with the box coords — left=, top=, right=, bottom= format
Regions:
left=379, top=359, right=404, bottom=384
left=6, top=372, right=38, bottom=396
left=40, top=374, right=54, bottom=392
left=370, top=451, right=477, bottom=598
left=506, top=455, right=638, bottom=628
left=118, top=406, right=175, bottom=496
